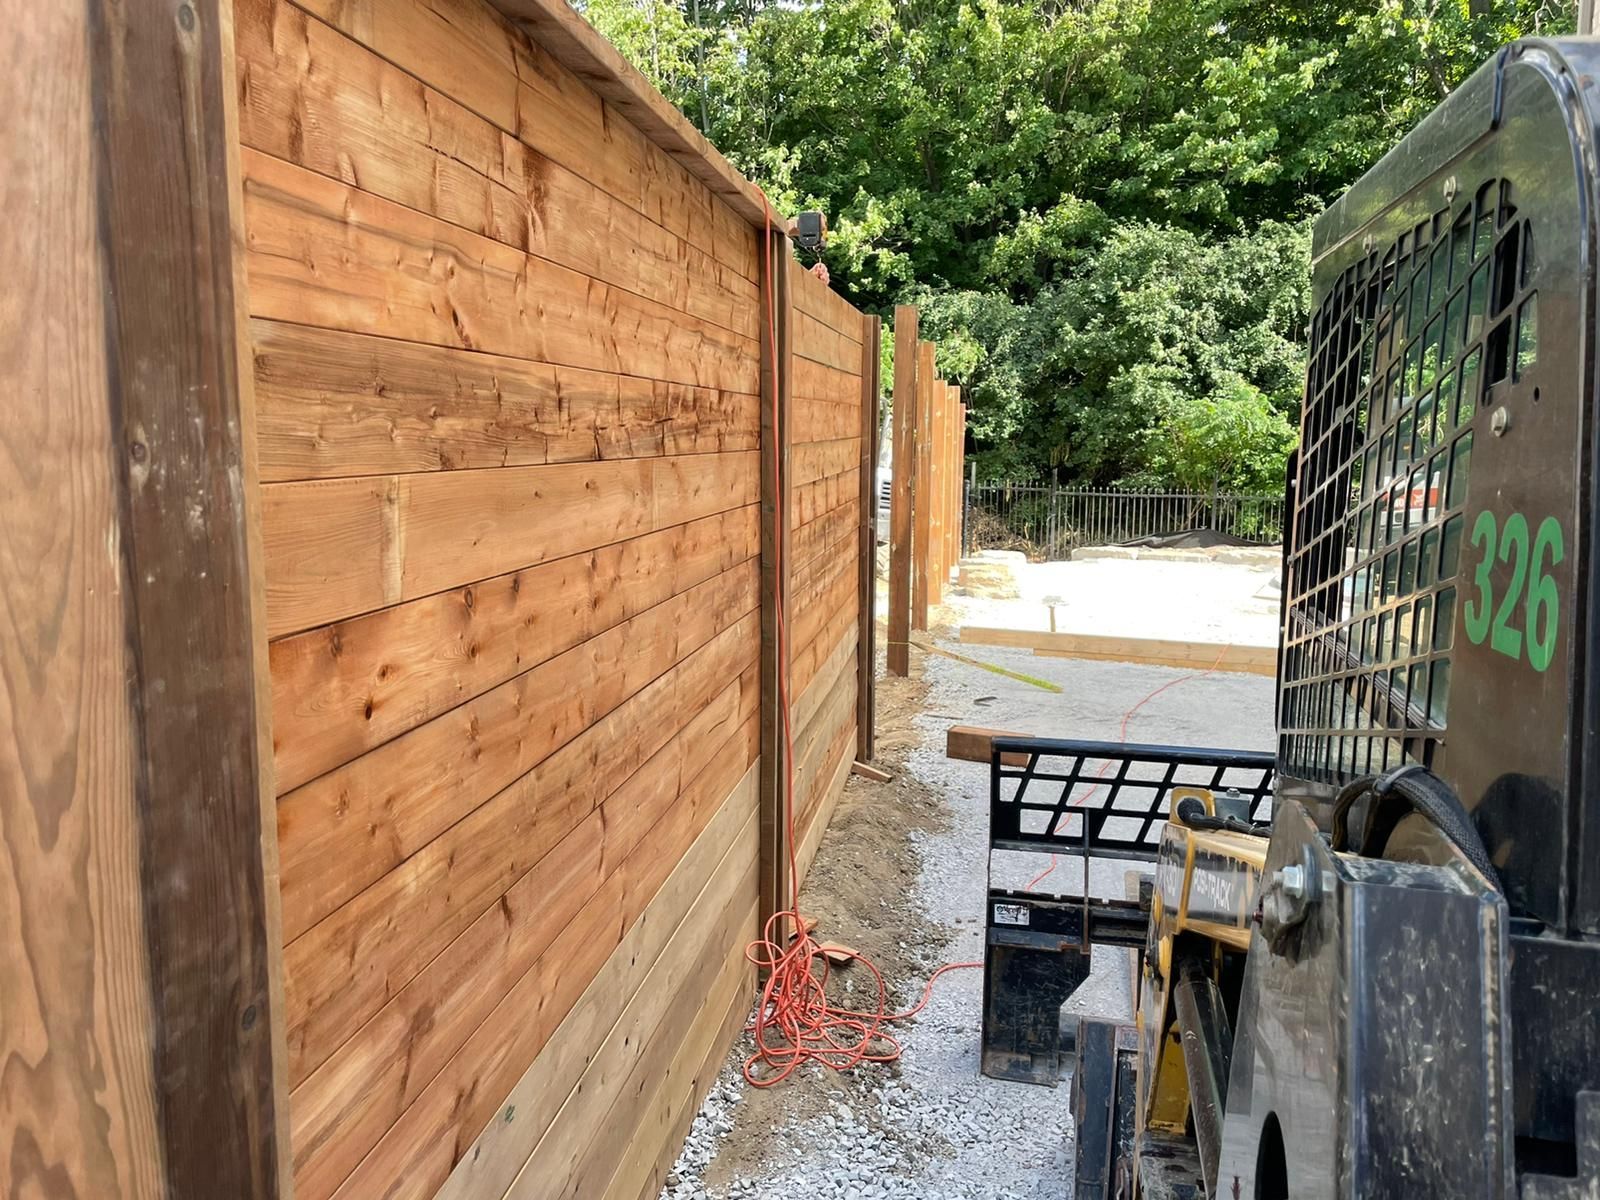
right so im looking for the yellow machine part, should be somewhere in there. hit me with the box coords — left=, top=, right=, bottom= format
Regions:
left=1133, top=788, right=1270, bottom=1147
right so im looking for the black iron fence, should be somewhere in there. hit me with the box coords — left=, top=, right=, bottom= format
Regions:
left=964, top=480, right=1285, bottom=560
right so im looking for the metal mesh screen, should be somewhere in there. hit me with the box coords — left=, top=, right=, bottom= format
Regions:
left=1279, top=177, right=1541, bottom=784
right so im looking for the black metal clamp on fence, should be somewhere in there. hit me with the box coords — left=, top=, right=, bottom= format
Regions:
left=980, top=736, right=1276, bottom=1086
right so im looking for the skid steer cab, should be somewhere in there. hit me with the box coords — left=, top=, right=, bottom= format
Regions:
left=978, top=38, right=1600, bottom=1200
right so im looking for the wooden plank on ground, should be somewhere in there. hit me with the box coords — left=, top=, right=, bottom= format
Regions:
left=887, top=306, right=918, bottom=675
left=947, top=725, right=1032, bottom=768
left=958, top=627, right=1277, bottom=675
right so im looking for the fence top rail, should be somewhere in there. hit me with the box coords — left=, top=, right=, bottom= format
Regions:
left=973, top=482, right=1282, bottom=502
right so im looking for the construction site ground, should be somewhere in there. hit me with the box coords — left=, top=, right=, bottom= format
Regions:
left=660, top=556, right=1279, bottom=1200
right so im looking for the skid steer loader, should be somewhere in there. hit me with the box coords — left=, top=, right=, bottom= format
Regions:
left=978, top=37, right=1600, bottom=1199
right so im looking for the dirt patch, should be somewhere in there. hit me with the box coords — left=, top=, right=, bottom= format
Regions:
left=697, top=656, right=954, bottom=1191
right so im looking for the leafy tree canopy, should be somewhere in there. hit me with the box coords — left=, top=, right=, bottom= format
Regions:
left=578, top=0, right=1574, bottom=487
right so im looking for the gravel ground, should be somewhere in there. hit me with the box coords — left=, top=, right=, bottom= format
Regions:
left=660, top=559, right=1278, bottom=1200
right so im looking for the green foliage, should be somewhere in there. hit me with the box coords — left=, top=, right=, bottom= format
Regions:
left=579, top=0, right=1576, bottom=485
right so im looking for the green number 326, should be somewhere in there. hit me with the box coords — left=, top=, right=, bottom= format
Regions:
left=1463, top=510, right=1565, bottom=672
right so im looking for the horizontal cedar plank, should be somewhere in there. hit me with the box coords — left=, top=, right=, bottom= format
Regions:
left=252, top=323, right=760, bottom=483
left=276, top=559, right=757, bottom=942
left=325, top=721, right=760, bottom=1200
left=261, top=448, right=758, bottom=637
left=797, top=719, right=853, bottom=857
left=959, top=626, right=1277, bottom=675
left=793, top=396, right=861, bottom=445
left=597, top=907, right=755, bottom=1200
left=786, top=255, right=863, bottom=341
left=793, top=625, right=856, bottom=745
left=793, top=680, right=855, bottom=846
left=793, top=309, right=860, bottom=374
left=791, top=525, right=855, bottom=610
left=793, top=357, right=862, bottom=408
left=792, top=437, right=858, bottom=488
left=794, top=731, right=853, bottom=893
left=793, top=583, right=858, bottom=698
left=291, top=0, right=758, bottom=282
left=432, top=764, right=758, bottom=1200
left=240, top=150, right=758, bottom=394
left=794, top=465, right=860, bottom=527
left=282, top=611, right=757, bottom=1089
left=791, top=503, right=855, bottom=578
left=500, top=838, right=756, bottom=1196
left=605, top=925, right=755, bottom=1200
left=291, top=667, right=756, bottom=1200
left=236, top=1, right=757, bottom=340
left=269, top=504, right=758, bottom=792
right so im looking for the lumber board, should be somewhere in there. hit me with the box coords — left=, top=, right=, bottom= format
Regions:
left=252, top=321, right=758, bottom=482
left=269, top=505, right=758, bottom=792
left=1, top=8, right=166, bottom=1195
left=887, top=305, right=918, bottom=675
left=794, top=727, right=855, bottom=891
left=1, top=2, right=293, bottom=1194
left=793, top=395, right=863, bottom=445
left=318, top=719, right=759, bottom=1200
left=291, top=672, right=756, bottom=1200
left=281, top=611, right=758, bottom=1089
left=793, top=663, right=857, bottom=823
left=912, top=341, right=936, bottom=630
left=793, top=308, right=861, bottom=373
left=500, top=854, right=757, bottom=1198
left=793, top=356, right=864, bottom=407
left=294, top=0, right=761, bottom=281
left=791, top=502, right=858, bottom=578
left=276, top=559, right=757, bottom=941
left=794, top=625, right=859, bottom=744
left=793, top=436, right=859, bottom=488
left=597, top=910, right=756, bottom=1200
left=235, top=0, right=758, bottom=340
left=758, top=228, right=793, bottom=937
left=958, top=627, right=1277, bottom=675
left=484, top=0, right=778, bottom=237
left=794, top=464, right=861, bottom=527
left=787, top=253, right=863, bottom=338
left=432, top=764, right=758, bottom=1200
left=928, top=380, right=946, bottom=607
left=794, top=597, right=859, bottom=700
left=857, top=315, right=880, bottom=761
left=260, top=448, right=758, bottom=637
left=240, top=150, right=759, bottom=394
left=946, top=725, right=1033, bottom=768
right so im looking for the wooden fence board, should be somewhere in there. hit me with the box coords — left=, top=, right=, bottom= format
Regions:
left=253, top=321, right=758, bottom=482
left=241, top=150, right=759, bottom=393
left=236, top=0, right=758, bottom=339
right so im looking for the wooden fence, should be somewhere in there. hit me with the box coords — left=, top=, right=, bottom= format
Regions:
left=3, top=2, right=878, bottom=1198
left=886, top=305, right=968, bottom=674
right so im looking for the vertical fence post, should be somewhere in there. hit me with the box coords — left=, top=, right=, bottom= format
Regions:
left=887, top=306, right=918, bottom=676
left=927, top=380, right=945, bottom=609
left=758, top=231, right=794, bottom=935
left=912, top=341, right=936, bottom=631
left=965, top=459, right=976, bottom=558
left=856, top=314, right=880, bottom=762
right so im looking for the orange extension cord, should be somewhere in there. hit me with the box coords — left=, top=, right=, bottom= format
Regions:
left=742, top=197, right=1230, bottom=1084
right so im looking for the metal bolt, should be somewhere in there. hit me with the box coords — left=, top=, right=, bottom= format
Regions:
left=1492, top=406, right=1512, bottom=437
left=1278, top=864, right=1307, bottom=903
left=1443, top=175, right=1459, bottom=205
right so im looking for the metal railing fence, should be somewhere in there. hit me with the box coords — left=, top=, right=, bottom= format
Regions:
left=962, top=479, right=1285, bottom=561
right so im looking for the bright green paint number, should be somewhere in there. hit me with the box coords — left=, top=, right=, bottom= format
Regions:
left=1463, top=510, right=1565, bottom=672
